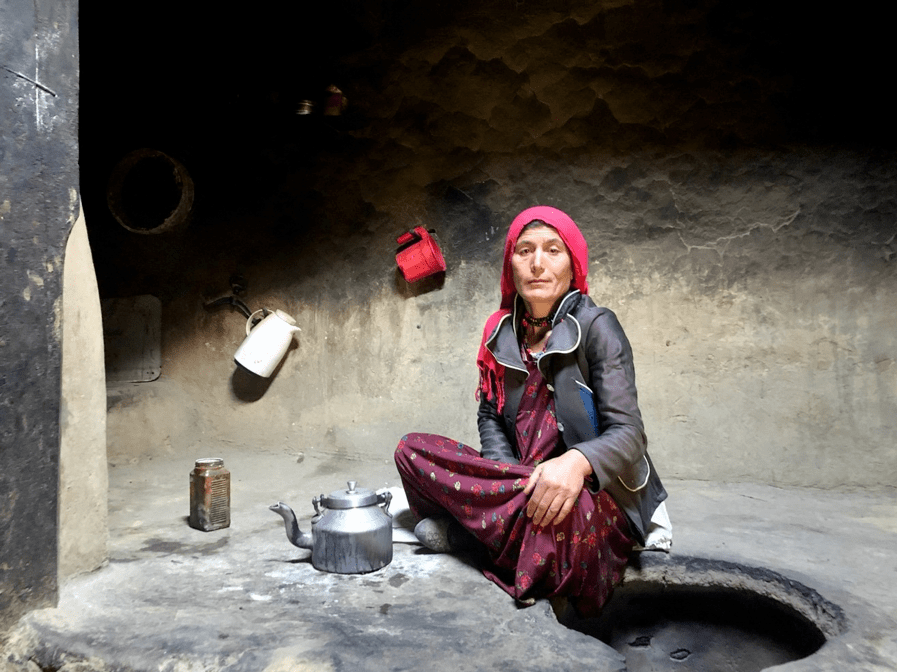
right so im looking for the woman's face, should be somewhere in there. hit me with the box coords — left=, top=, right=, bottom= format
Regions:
left=511, top=224, right=573, bottom=317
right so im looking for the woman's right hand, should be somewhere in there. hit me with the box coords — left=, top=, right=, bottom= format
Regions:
left=522, top=449, right=592, bottom=527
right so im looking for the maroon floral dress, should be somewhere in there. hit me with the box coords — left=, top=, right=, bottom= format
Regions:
left=395, top=344, right=634, bottom=616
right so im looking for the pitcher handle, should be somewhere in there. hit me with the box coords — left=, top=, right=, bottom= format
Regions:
left=245, top=308, right=268, bottom=335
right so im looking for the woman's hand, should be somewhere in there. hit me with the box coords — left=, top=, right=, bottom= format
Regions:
left=523, top=449, right=593, bottom=527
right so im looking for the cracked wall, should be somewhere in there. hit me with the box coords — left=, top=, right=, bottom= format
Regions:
left=81, top=0, right=896, bottom=492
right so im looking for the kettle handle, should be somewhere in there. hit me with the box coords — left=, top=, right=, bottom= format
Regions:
left=378, top=490, right=393, bottom=518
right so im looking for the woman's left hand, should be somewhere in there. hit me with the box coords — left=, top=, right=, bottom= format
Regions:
left=523, top=449, right=593, bottom=527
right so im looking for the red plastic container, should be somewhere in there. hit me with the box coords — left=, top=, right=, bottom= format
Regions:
left=395, top=226, right=446, bottom=282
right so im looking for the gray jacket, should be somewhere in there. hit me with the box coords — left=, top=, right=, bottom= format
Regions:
left=477, top=290, right=667, bottom=544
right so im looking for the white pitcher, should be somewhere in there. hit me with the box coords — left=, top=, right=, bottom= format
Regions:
left=234, top=309, right=301, bottom=377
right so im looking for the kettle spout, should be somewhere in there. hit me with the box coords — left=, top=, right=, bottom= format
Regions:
left=269, top=502, right=313, bottom=550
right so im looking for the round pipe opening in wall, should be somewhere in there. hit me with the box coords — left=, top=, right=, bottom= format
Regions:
left=106, top=148, right=194, bottom=234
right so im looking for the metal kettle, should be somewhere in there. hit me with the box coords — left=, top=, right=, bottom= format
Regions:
left=270, top=481, right=393, bottom=574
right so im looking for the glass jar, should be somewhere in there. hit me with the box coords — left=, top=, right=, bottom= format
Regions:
left=189, top=458, right=230, bottom=531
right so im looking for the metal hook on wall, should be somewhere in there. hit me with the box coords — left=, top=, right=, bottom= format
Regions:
left=203, top=274, right=266, bottom=327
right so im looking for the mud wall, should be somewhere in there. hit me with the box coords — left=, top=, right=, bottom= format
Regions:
left=81, top=1, right=896, bottom=490
left=59, top=203, right=108, bottom=581
left=0, top=0, right=81, bottom=631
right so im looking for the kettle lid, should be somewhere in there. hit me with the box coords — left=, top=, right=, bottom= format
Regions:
left=322, top=480, right=379, bottom=509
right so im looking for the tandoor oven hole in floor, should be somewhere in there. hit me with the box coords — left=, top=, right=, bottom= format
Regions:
left=560, top=568, right=844, bottom=672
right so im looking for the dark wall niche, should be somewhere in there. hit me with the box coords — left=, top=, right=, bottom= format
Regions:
left=0, top=0, right=79, bottom=631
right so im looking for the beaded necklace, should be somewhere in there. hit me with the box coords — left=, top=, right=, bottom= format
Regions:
left=521, top=311, right=553, bottom=358
left=521, top=312, right=552, bottom=330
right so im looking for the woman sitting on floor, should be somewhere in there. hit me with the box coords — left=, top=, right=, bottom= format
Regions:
left=394, top=205, right=667, bottom=616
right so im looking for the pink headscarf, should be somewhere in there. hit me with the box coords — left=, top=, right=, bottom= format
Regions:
left=476, top=206, right=590, bottom=410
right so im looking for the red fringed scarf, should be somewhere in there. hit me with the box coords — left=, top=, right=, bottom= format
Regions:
left=475, top=206, right=590, bottom=411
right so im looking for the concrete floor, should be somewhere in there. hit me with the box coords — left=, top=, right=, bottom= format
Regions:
left=3, top=446, right=896, bottom=671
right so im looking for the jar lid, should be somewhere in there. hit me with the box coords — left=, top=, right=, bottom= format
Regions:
left=195, top=457, right=224, bottom=469
left=321, top=480, right=378, bottom=509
